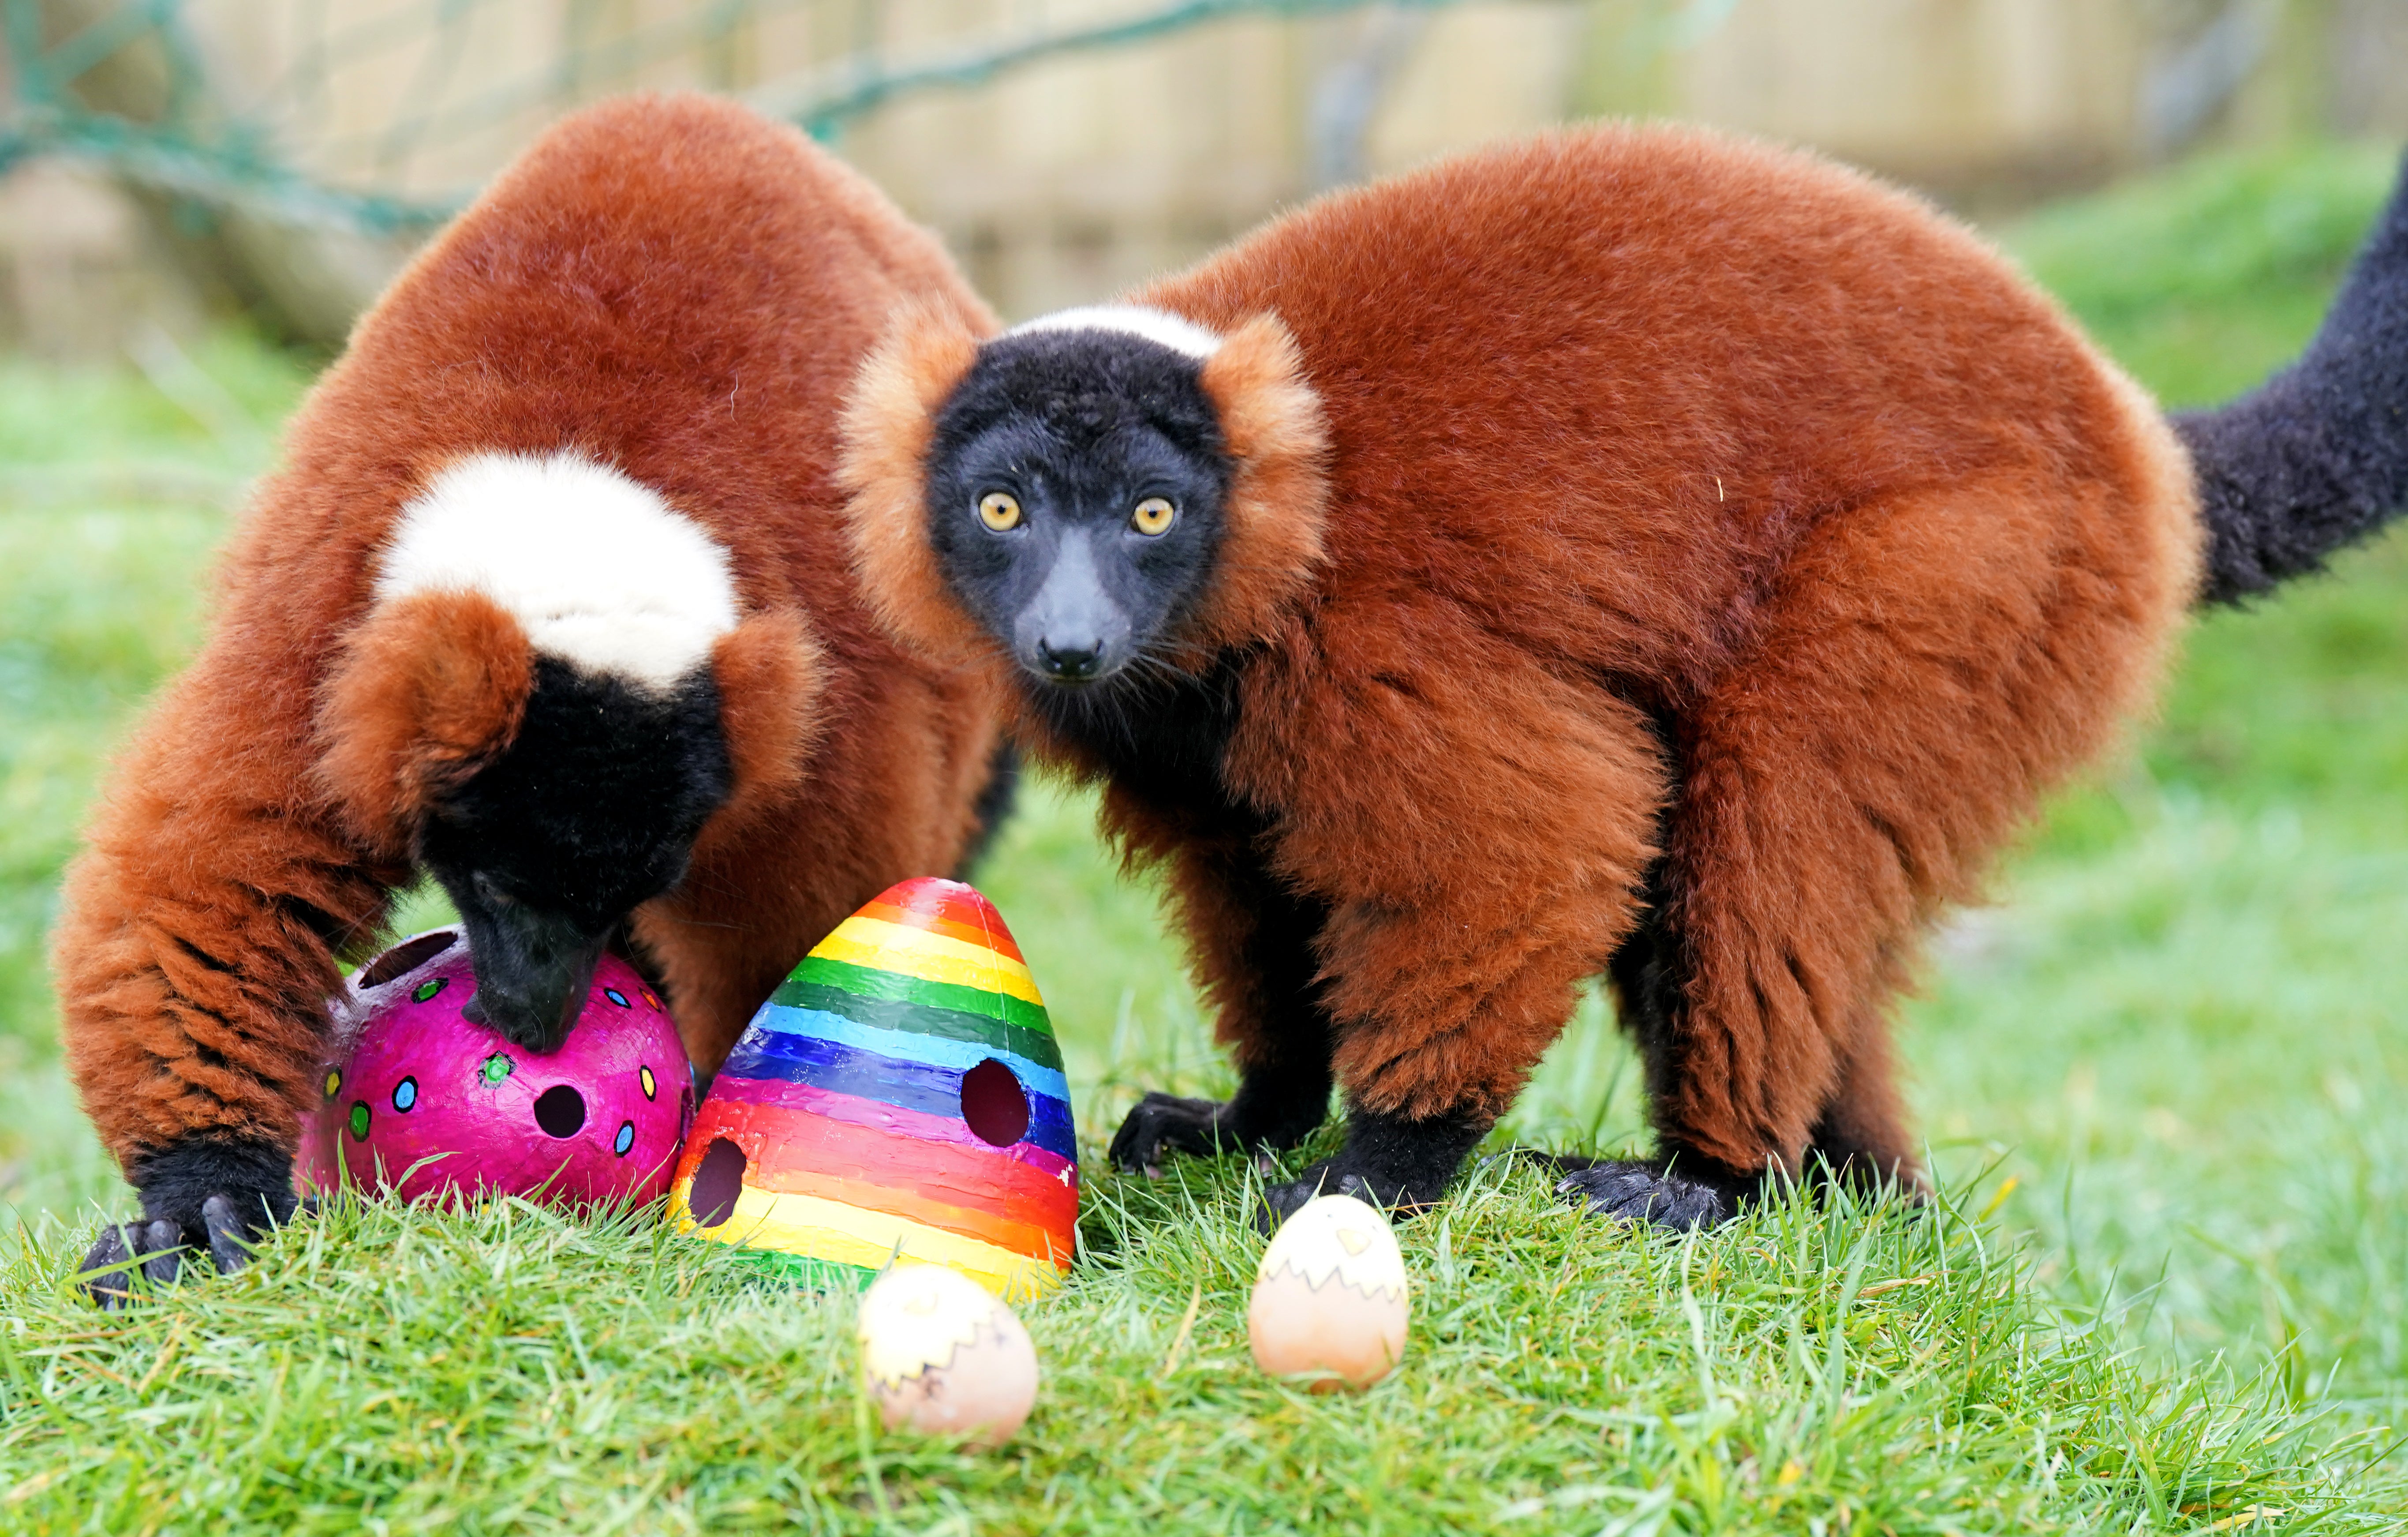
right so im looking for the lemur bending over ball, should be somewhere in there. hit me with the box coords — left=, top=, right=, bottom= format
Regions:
left=59, top=94, right=1007, bottom=1299
left=844, top=124, right=2408, bottom=1229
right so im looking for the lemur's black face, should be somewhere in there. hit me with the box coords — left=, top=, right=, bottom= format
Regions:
left=925, top=326, right=1234, bottom=689
left=419, top=660, right=730, bottom=1054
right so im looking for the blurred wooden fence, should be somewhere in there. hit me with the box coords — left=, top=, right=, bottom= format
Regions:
left=4, top=0, right=2405, bottom=351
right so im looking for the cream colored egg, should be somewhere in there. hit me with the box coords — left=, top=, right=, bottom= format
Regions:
left=857, top=1263, right=1039, bottom=1448
left=1247, top=1193, right=1410, bottom=1392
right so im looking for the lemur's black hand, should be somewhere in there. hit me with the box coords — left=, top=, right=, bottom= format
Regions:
left=1547, top=1154, right=1752, bottom=1230
left=78, top=1135, right=304, bottom=1308
left=79, top=1195, right=293, bottom=1308
left=1108, top=1092, right=1237, bottom=1174
left=1110, top=1075, right=1335, bottom=1178
left=80, top=1220, right=187, bottom=1309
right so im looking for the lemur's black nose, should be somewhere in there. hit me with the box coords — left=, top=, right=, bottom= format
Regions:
left=1036, top=637, right=1104, bottom=680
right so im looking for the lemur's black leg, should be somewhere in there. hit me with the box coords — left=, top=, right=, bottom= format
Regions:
left=79, top=1134, right=305, bottom=1308
left=951, top=741, right=1021, bottom=881
left=1798, top=1003, right=1921, bottom=1201
left=1108, top=852, right=1336, bottom=1173
left=1548, top=858, right=1758, bottom=1231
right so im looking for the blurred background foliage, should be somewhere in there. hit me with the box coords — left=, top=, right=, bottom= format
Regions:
left=2, top=0, right=2407, bottom=1467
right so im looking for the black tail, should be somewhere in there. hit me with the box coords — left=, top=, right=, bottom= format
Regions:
left=2176, top=149, right=2408, bottom=606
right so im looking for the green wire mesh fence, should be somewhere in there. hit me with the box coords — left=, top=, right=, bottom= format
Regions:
left=0, top=0, right=1510, bottom=236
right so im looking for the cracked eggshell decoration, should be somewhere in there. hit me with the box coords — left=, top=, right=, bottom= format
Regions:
left=669, top=877, right=1077, bottom=1299
left=1248, top=1192, right=1411, bottom=1392
left=293, top=928, right=694, bottom=1206
left=858, top=1263, right=1039, bottom=1448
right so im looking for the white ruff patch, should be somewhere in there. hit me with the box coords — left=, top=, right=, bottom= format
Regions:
left=375, top=452, right=739, bottom=692
left=1008, top=304, right=1223, bottom=359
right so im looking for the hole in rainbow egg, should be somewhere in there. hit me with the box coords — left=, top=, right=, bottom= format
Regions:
left=960, top=1058, right=1030, bottom=1147
left=355, top=930, right=458, bottom=990
left=533, top=1085, right=586, bottom=1139
left=689, top=1137, right=746, bottom=1228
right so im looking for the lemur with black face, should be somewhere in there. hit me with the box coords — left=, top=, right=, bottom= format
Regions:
left=844, top=124, right=2408, bottom=1229
left=59, top=95, right=1010, bottom=1301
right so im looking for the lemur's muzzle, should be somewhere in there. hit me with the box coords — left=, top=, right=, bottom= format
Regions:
left=1014, top=526, right=1131, bottom=685
left=452, top=884, right=609, bottom=1055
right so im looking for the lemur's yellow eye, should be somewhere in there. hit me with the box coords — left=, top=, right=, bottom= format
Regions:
left=1131, top=497, right=1176, bottom=536
left=978, top=492, right=1022, bottom=532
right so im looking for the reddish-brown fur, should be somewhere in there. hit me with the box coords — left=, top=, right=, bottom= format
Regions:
left=58, top=94, right=1004, bottom=1177
left=1187, top=316, right=1334, bottom=654
left=314, top=589, right=537, bottom=848
left=841, top=303, right=995, bottom=664
left=851, top=124, right=2199, bottom=1185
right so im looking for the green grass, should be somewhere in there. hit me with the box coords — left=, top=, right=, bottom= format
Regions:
left=3, top=142, right=2407, bottom=1531
left=0, top=1162, right=2381, bottom=1532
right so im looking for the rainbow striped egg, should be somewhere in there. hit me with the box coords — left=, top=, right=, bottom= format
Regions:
left=670, top=877, right=1076, bottom=1298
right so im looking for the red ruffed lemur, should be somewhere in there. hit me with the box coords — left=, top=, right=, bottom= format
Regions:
left=60, top=94, right=1008, bottom=1299
left=843, top=124, right=2408, bottom=1229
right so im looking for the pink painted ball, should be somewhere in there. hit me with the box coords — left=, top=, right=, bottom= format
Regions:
left=294, top=928, right=695, bottom=1207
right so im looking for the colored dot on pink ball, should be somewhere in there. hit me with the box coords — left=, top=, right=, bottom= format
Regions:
left=295, top=928, right=694, bottom=1207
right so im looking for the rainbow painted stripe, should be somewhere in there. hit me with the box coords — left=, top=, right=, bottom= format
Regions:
left=671, top=877, right=1078, bottom=1300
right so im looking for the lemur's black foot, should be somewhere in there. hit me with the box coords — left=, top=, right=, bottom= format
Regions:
left=1547, top=1155, right=1753, bottom=1230
left=81, top=1218, right=193, bottom=1308
left=1108, top=1092, right=1234, bottom=1174
left=1260, top=1162, right=1396, bottom=1231
left=79, top=1193, right=313, bottom=1308
left=80, top=1135, right=307, bottom=1308
left=1108, top=1084, right=1331, bottom=1177
left=1110, top=1091, right=1316, bottom=1175
left=1256, top=1105, right=1491, bottom=1233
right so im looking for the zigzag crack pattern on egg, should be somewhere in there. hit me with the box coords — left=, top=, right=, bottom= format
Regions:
left=1248, top=1194, right=1412, bottom=1392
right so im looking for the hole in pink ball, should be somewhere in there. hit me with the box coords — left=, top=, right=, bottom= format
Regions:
left=533, top=1085, right=586, bottom=1139
left=960, top=1058, right=1029, bottom=1147
left=690, top=1137, right=746, bottom=1228
left=356, top=930, right=458, bottom=990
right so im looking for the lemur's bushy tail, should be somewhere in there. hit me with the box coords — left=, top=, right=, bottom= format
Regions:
left=2176, top=150, right=2408, bottom=606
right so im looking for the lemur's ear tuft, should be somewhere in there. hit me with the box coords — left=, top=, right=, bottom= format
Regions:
left=702, top=607, right=829, bottom=837
left=315, top=589, right=534, bottom=854
left=839, top=300, right=994, bottom=663
left=1194, top=312, right=1332, bottom=650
